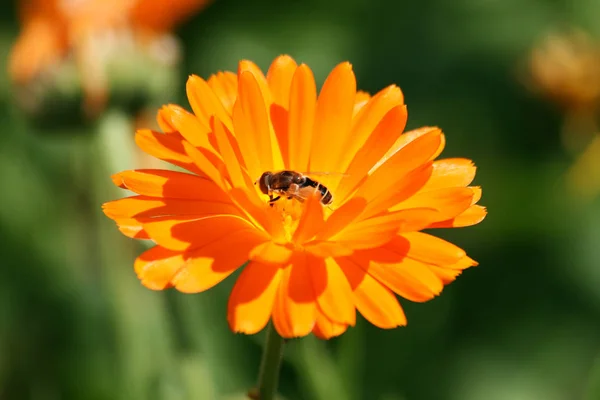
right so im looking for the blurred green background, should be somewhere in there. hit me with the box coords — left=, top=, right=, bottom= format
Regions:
left=2, top=0, right=600, bottom=399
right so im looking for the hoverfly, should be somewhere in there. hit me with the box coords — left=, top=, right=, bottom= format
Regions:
left=256, top=170, right=334, bottom=206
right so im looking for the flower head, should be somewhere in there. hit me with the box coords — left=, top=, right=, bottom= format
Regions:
left=528, top=30, right=600, bottom=112
left=9, top=0, right=210, bottom=116
left=103, top=55, right=486, bottom=339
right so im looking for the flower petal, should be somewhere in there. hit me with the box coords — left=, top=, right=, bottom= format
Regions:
left=249, top=241, right=294, bottom=265
left=134, top=246, right=183, bottom=290
left=309, top=62, right=356, bottom=173
left=102, top=196, right=242, bottom=220
left=287, top=64, right=317, bottom=172
left=372, top=127, right=446, bottom=172
left=336, top=257, right=406, bottom=329
left=350, top=248, right=444, bottom=303
left=335, top=105, right=408, bottom=201
left=428, top=205, right=487, bottom=228
left=172, top=228, right=269, bottom=293
left=421, top=158, right=476, bottom=191
left=228, top=261, right=282, bottom=334
left=142, top=215, right=256, bottom=251
left=112, top=217, right=150, bottom=239
left=308, top=256, right=355, bottom=325
left=211, top=117, right=253, bottom=189
left=159, top=104, right=214, bottom=150
left=207, top=71, right=238, bottom=115
left=111, top=169, right=230, bottom=202
left=358, top=164, right=433, bottom=220
left=333, top=208, right=439, bottom=249
left=427, top=265, right=463, bottom=284
left=400, top=232, right=466, bottom=266
left=353, top=129, right=443, bottom=207
left=267, top=55, right=298, bottom=107
left=187, top=75, right=233, bottom=132
left=135, top=129, right=205, bottom=176
left=238, top=63, right=284, bottom=171
left=272, top=254, right=317, bottom=338
left=390, top=187, right=475, bottom=220
left=316, top=197, right=367, bottom=241
left=182, top=141, right=229, bottom=192
left=312, top=308, right=349, bottom=339
left=292, top=193, right=325, bottom=244
left=337, top=85, right=405, bottom=178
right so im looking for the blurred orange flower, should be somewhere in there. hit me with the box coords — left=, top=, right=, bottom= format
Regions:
left=9, top=0, right=210, bottom=114
left=103, top=55, right=486, bottom=339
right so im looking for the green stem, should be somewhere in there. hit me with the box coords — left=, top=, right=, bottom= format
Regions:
left=254, top=323, right=285, bottom=400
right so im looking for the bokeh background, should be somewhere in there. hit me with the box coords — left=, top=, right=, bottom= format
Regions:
left=2, top=0, right=600, bottom=399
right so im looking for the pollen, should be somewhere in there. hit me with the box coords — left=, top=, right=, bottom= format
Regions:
left=270, top=198, right=304, bottom=243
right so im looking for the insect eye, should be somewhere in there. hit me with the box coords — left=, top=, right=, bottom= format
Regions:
left=294, top=176, right=304, bottom=184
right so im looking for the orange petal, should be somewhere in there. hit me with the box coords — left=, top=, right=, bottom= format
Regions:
left=228, top=261, right=282, bottom=334
left=292, top=193, right=325, bottom=244
left=111, top=169, right=230, bottom=202
left=371, top=127, right=445, bottom=173
left=336, top=257, right=406, bottom=329
left=207, top=71, right=238, bottom=115
left=182, top=141, right=229, bottom=192
left=135, top=129, right=205, bottom=176
left=391, top=187, right=474, bottom=220
left=309, top=62, right=356, bottom=173
left=358, top=164, right=433, bottom=220
left=112, top=217, right=150, bottom=239
left=232, top=89, right=266, bottom=180
left=427, top=265, right=463, bottom=284
left=272, top=254, right=317, bottom=338
left=333, top=208, right=439, bottom=248
left=312, top=308, right=349, bottom=339
left=238, top=60, right=272, bottom=105
left=421, top=158, right=476, bottom=191
left=338, top=85, right=405, bottom=177
left=142, top=215, right=256, bottom=251
left=304, top=241, right=354, bottom=258
left=239, top=62, right=284, bottom=171
left=186, top=75, right=233, bottom=132
left=172, top=228, right=269, bottom=293
left=353, top=130, right=443, bottom=207
left=399, top=232, right=466, bottom=266
left=267, top=55, right=298, bottom=107
left=227, top=187, right=286, bottom=241
left=470, top=186, right=482, bottom=204
left=350, top=248, right=443, bottom=303
left=249, top=241, right=294, bottom=265
left=134, top=246, right=183, bottom=290
left=287, top=64, right=317, bottom=172
left=335, top=105, right=408, bottom=202
left=159, top=104, right=215, bottom=151
left=270, top=104, right=289, bottom=169
left=308, top=256, right=355, bottom=325
left=353, top=91, right=372, bottom=116
left=316, top=197, right=367, bottom=241
left=211, top=117, right=252, bottom=189
left=102, top=196, right=242, bottom=220
left=428, top=205, right=487, bottom=228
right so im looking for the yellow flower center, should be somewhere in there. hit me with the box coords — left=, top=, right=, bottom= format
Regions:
left=270, top=197, right=305, bottom=243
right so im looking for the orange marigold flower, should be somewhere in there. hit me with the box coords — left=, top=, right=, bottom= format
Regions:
left=103, top=55, right=487, bottom=339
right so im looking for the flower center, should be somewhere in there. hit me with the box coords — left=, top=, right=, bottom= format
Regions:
left=269, top=197, right=305, bottom=243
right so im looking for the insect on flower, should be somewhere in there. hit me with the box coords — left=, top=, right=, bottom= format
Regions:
left=256, top=171, right=337, bottom=206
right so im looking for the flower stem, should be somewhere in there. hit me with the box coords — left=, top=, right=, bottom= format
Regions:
left=253, top=323, right=284, bottom=400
